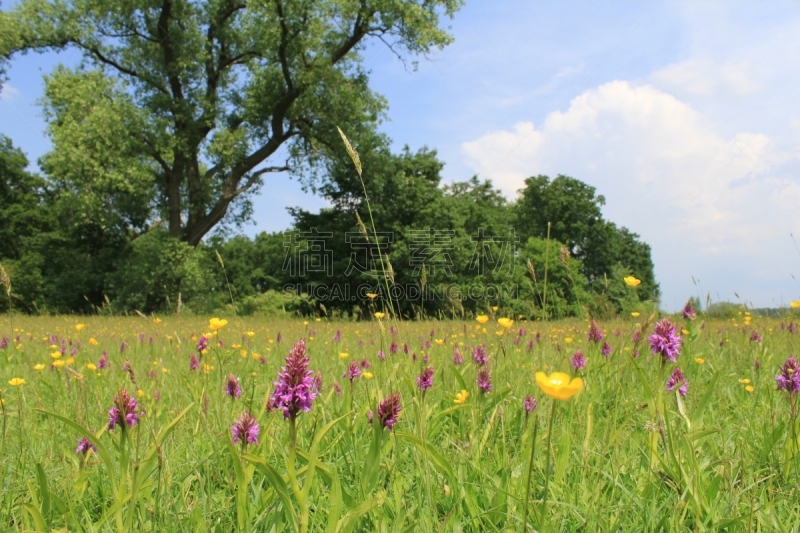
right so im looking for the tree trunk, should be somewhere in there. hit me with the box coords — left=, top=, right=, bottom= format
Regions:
left=167, top=169, right=182, bottom=238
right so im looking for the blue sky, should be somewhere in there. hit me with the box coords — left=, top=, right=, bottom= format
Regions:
left=2, top=0, right=800, bottom=311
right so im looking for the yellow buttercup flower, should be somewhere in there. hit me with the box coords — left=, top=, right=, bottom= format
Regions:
left=435, top=339, right=444, bottom=345
left=497, top=318, right=514, bottom=328
left=476, top=315, right=489, bottom=324
left=89, top=338, right=98, bottom=346
left=52, top=360, right=66, bottom=368
left=74, top=324, right=85, bottom=332
left=366, top=293, right=378, bottom=299
left=245, top=331, right=256, bottom=338
left=491, top=306, right=499, bottom=312
left=454, top=390, right=469, bottom=404
left=137, top=389, right=145, bottom=398
left=339, top=352, right=349, bottom=360
left=153, top=317, right=162, bottom=324
left=50, top=351, right=62, bottom=359
left=86, top=363, right=97, bottom=371
left=208, top=317, right=228, bottom=331
left=374, top=312, right=385, bottom=319
left=203, top=364, right=214, bottom=374
left=362, top=372, right=374, bottom=380
left=535, top=372, right=584, bottom=401
left=694, top=357, right=705, bottom=364
left=631, top=312, right=640, bottom=318
left=33, top=363, right=45, bottom=371
left=564, top=337, right=573, bottom=344
left=738, top=378, right=750, bottom=384
left=624, top=276, right=641, bottom=287
left=792, top=301, right=800, bottom=309
left=745, top=385, right=754, bottom=393
left=66, top=357, right=75, bottom=365
left=8, top=377, right=26, bottom=386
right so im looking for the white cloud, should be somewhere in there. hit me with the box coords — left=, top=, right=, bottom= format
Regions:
left=462, top=80, right=800, bottom=309
left=0, top=83, right=19, bottom=102
left=650, top=59, right=762, bottom=96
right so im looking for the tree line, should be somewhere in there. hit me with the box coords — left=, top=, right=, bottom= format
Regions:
left=1, top=134, right=657, bottom=317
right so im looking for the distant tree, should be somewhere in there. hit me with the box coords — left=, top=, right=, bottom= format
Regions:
left=514, top=174, right=659, bottom=303
left=1, top=0, right=462, bottom=244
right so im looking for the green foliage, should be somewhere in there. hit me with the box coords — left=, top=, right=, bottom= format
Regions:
left=515, top=174, right=659, bottom=305
left=238, top=290, right=316, bottom=317
left=2, top=0, right=463, bottom=243
left=519, top=237, right=589, bottom=319
left=105, top=230, right=212, bottom=313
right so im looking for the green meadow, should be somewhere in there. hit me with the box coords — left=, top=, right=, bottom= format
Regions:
left=1, top=313, right=798, bottom=532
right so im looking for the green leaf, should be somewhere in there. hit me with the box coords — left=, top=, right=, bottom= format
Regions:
left=690, top=371, right=720, bottom=429
left=304, top=412, right=350, bottom=503
left=324, top=465, right=344, bottom=533
left=34, top=463, right=50, bottom=523
left=335, top=495, right=383, bottom=533
left=242, top=454, right=299, bottom=531
left=225, top=440, right=247, bottom=532
left=35, top=409, right=116, bottom=489
left=22, top=503, right=48, bottom=533
left=395, top=431, right=456, bottom=485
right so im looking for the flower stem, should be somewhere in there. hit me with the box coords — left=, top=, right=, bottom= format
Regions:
left=540, top=400, right=557, bottom=530
left=522, top=412, right=540, bottom=532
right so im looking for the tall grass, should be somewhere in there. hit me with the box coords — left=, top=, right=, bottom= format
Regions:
left=0, top=313, right=799, bottom=531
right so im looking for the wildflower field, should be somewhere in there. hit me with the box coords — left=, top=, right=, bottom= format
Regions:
left=1, top=311, right=799, bottom=532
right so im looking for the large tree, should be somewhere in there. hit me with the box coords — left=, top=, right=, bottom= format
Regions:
left=0, top=0, right=462, bottom=244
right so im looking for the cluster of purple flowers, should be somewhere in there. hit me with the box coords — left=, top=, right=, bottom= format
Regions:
left=750, top=330, right=762, bottom=343
left=377, top=350, right=386, bottom=362
left=0, top=337, right=7, bottom=350
left=632, top=327, right=642, bottom=344
left=226, top=373, right=242, bottom=399
left=570, top=350, right=586, bottom=371
left=344, top=361, right=362, bottom=381
left=377, top=393, right=402, bottom=431
left=189, top=353, right=200, bottom=371
left=108, top=389, right=140, bottom=431
left=97, top=351, right=109, bottom=369
left=312, top=371, right=323, bottom=393
left=269, top=339, right=317, bottom=420
left=776, top=356, right=800, bottom=394
left=682, top=302, right=696, bottom=320
left=417, top=366, right=435, bottom=392
left=231, top=411, right=260, bottom=446
left=452, top=346, right=463, bottom=365
left=75, top=437, right=97, bottom=455
left=587, top=319, right=603, bottom=343
left=601, top=342, right=612, bottom=357
left=649, top=318, right=682, bottom=362
left=523, top=394, right=537, bottom=416
left=666, top=367, right=688, bottom=398
left=477, top=368, right=492, bottom=394
left=197, top=336, right=208, bottom=352
left=472, top=344, right=488, bottom=366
